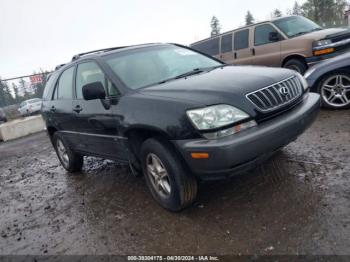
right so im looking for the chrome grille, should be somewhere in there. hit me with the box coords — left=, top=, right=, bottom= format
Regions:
left=246, top=76, right=303, bottom=112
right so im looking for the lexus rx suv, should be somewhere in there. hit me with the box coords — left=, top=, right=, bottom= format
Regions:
left=41, top=43, right=320, bottom=211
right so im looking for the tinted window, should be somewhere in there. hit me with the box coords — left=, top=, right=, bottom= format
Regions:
left=42, top=73, right=58, bottom=101
left=234, top=30, right=249, bottom=50
left=221, top=34, right=233, bottom=53
left=254, top=24, right=279, bottom=46
left=76, top=62, right=118, bottom=99
left=191, top=38, right=220, bottom=56
left=57, top=67, right=74, bottom=100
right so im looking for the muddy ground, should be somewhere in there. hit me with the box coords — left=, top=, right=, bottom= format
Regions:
left=0, top=110, right=349, bottom=255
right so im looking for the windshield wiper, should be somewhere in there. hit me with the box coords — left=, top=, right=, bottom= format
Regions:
left=150, top=64, right=227, bottom=86
left=292, top=28, right=323, bottom=37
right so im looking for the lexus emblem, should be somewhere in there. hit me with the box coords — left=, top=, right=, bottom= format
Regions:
left=279, top=86, right=289, bottom=96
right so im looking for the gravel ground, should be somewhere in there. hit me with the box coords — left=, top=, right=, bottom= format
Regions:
left=0, top=110, right=349, bottom=255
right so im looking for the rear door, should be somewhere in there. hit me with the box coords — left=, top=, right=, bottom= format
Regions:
left=252, top=23, right=283, bottom=67
left=233, top=29, right=253, bottom=65
left=72, top=61, right=127, bottom=160
left=49, top=66, right=76, bottom=146
left=219, top=33, right=234, bottom=63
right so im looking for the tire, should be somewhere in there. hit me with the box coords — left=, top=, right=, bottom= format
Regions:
left=53, top=133, right=84, bottom=172
left=283, top=58, right=308, bottom=75
left=140, top=138, right=198, bottom=211
left=317, top=71, right=350, bottom=109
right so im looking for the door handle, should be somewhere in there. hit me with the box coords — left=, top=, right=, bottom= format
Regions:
left=50, top=106, right=56, bottom=112
left=251, top=48, right=255, bottom=56
left=73, top=105, right=83, bottom=113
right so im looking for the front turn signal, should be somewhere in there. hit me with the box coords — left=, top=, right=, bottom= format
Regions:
left=313, top=48, right=334, bottom=56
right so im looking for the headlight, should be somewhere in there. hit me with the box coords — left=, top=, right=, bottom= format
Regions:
left=202, top=120, right=257, bottom=139
left=313, top=39, right=332, bottom=48
left=186, top=104, right=250, bottom=130
left=295, top=72, right=309, bottom=91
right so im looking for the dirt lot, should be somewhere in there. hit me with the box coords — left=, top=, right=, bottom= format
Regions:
left=0, top=110, right=349, bottom=255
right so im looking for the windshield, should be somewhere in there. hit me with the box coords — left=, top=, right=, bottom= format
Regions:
left=104, top=45, right=222, bottom=89
left=273, top=16, right=322, bottom=38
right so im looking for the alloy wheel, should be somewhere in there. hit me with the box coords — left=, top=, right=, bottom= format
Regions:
left=321, top=74, right=350, bottom=108
left=146, top=153, right=171, bottom=198
left=56, top=139, right=69, bottom=167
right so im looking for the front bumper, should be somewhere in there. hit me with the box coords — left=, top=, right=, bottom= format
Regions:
left=173, top=93, right=321, bottom=180
left=306, top=48, right=350, bottom=66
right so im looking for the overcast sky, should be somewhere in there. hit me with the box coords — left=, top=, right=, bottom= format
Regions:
left=0, top=0, right=302, bottom=79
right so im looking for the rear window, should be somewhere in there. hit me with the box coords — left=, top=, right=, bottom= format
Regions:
left=42, top=73, right=58, bottom=101
left=234, top=29, right=249, bottom=50
left=221, top=34, right=233, bottom=53
left=56, top=67, right=74, bottom=100
left=191, top=38, right=220, bottom=56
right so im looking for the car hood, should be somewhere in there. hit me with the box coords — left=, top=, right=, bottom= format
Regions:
left=296, top=28, right=349, bottom=41
left=138, top=66, right=296, bottom=107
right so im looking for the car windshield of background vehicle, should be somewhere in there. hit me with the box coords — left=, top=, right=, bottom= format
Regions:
left=273, top=16, right=322, bottom=38
left=104, top=45, right=222, bottom=89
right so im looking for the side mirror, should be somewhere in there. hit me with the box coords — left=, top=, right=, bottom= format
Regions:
left=82, top=82, right=106, bottom=100
left=269, top=32, right=280, bottom=42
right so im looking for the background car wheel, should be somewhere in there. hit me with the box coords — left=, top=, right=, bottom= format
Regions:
left=53, top=133, right=83, bottom=172
left=141, top=138, right=198, bottom=211
left=317, top=71, right=350, bottom=109
left=283, top=58, right=307, bottom=74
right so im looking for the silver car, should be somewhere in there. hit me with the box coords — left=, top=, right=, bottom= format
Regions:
left=18, top=98, right=42, bottom=116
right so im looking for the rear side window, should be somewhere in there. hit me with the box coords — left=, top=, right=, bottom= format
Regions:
left=56, top=67, right=74, bottom=100
left=221, top=34, right=233, bottom=53
left=254, top=24, right=279, bottom=46
left=192, top=38, right=220, bottom=56
left=42, top=73, right=58, bottom=101
left=234, top=29, right=249, bottom=50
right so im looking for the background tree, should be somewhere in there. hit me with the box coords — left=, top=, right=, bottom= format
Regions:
left=301, top=0, right=347, bottom=27
left=292, top=1, right=303, bottom=15
left=245, top=11, right=255, bottom=25
left=0, top=79, right=15, bottom=107
left=210, top=16, right=221, bottom=37
left=272, top=9, right=283, bottom=18
left=12, top=83, right=20, bottom=103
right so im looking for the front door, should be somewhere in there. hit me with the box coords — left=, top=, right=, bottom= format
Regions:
left=72, top=61, right=127, bottom=161
left=251, top=23, right=283, bottom=67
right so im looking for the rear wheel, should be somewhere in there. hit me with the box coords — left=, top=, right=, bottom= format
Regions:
left=141, top=138, right=198, bottom=211
left=317, top=71, right=350, bottom=109
left=283, top=58, right=307, bottom=74
left=53, top=133, right=83, bottom=172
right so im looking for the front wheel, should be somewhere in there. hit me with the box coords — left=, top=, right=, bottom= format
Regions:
left=283, top=58, right=307, bottom=74
left=317, top=71, right=350, bottom=109
left=141, top=138, right=198, bottom=211
left=53, top=133, right=84, bottom=172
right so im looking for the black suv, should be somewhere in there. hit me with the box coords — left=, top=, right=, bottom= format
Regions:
left=42, top=43, right=320, bottom=211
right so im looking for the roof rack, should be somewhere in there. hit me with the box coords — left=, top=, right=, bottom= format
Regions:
left=71, top=46, right=128, bottom=61
left=55, top=64, right=66, bottom=70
